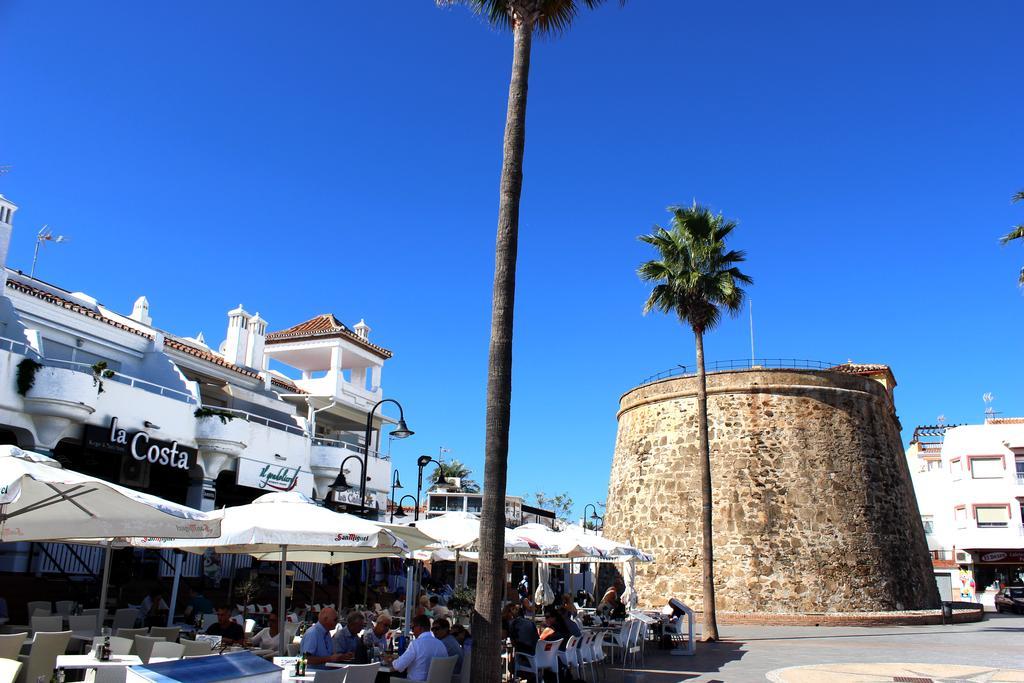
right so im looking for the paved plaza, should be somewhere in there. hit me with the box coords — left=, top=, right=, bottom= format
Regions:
left=600, top=612, right=1024, bottom=683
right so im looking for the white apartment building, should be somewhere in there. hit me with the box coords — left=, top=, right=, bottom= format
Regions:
left=907, top=421, right=1024, bottom=605
left=0, top=193, right=401, bottom=577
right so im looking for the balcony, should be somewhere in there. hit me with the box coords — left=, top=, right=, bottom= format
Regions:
left=21, top=363, right=97, bottom=449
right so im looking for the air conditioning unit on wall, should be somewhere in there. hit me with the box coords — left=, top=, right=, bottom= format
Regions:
left=955, top=550, right=969, bottom=563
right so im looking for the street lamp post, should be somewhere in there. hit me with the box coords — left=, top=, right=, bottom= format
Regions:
left=390, top=495, right=419, bottom=523
left=358, top=401, right=409, bottom=507
left=583, top=503, right=603, bottom=533
left=332, top=398, right=413, bottom=517
left=389, top=469, right=403, bottom=520
left=415, top=454, right=443, bottom=522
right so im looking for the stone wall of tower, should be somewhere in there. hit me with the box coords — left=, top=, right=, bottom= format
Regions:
left=603, top=368, right=939, bottom=613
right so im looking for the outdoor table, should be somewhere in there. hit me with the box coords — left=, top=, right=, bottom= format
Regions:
left=56, top=653, right=143, bottom=681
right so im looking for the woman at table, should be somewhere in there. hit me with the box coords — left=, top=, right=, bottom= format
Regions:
left=539, top=607, right=572, bottom=651
left=500, top=602, right=519, bottom=641
left=249, top=611, right=281, bottom=650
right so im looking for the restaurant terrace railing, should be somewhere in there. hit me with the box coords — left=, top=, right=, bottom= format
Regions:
left=639, top=358, right=842, bottom=387
left=311, top=435, right=391, bottom=462
left=43, top=358, right=199, bottom=404
left=204, top=405, right=307, bottom=437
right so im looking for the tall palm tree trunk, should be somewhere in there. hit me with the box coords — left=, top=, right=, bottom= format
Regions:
left=694, top=329, right=719, bottom=641
left=472, top=18, right=532, bottom=683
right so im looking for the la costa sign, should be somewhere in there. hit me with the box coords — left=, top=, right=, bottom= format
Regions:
left=84, top=417, right=197, bottom=471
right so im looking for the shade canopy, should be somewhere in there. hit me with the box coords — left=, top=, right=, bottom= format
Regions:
left=514, top=523, right=653, bottom=562
left=415, top=511, right=553, bottom=557
left=0, top=446, right=220, bottom=542
left=138, top=491, right=410, bottom=556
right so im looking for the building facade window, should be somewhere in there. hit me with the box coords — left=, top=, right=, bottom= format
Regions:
left=951, top=458, right=962, bottom=481
left=954, top=506, right=967, bottom=528
left=973, top=504, right=1010, bottom=528
left=1016, top=458, right=1024, bottom=484
left=921, top=515, right=934, bottom=534
left=969, top=456, right=1004, bottom=479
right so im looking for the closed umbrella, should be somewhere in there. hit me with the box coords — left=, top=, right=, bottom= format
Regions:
left=621, top=559, right=638, bottom=610
left=535, top=561, right=555, bottom=607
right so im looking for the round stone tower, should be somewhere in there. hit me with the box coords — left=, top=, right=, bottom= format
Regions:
left=603, top=365, right=939, bottom=613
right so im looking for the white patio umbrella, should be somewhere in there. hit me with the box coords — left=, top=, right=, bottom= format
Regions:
left=0, top=445, right=221, bottom=624
left=0, top=446, right=218, bottom=541
left=138, top=491, right=413, bottom=655
left=556, top=524, right=654, bottom=562
left=415, top=511, right=551, bottom=556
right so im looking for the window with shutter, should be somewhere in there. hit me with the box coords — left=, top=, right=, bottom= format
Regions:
left=970, top=457, right=1003, bottom=479
left=974, top=505, right=1009, bottom=527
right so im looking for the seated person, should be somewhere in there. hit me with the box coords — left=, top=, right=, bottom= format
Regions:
left=390, top=591, right=406, bottom=617
left=391, top=615, right=449, bottom=680
left=140, top=588, right=169, bottom=627
left=250, top=612, right=282, bottom=650
left=300, top=607, right=348, bottom=666
left=332, top=612, right=368, bottom=663
left=501, top=602, right=519, bottom=641
left=509, top=608, right=539, bottom=653
left=361, top=614, right=392, bottom=653
left=205, top=605, right=244, bottom=645
left=539, top=607, right=572, bottom=650
left=183, top=587, right=214, bottom=622
left=450, top=623, right=471, bottom=659
left=431, top=618, right=464, bottom=674
left=429, top=596, right=449, bottom=619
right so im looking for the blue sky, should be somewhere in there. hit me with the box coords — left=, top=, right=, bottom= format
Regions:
left=1, top=1, right=1021, bottom=521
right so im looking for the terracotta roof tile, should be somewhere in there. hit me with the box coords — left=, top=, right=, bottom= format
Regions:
left=163, top=336, right=261, bottom=378
left=270, top=375, right=306, bottom=393
left=829, top=362, right=891, bottom=375
left=266, top=313, right=392, bottom=359
left=6, top=279, right=152, bottom=339
left=7, top=277, right=265, bottom=380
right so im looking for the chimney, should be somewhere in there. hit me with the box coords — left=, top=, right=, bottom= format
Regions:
left=130, top=296, right=152, bottom=326
left=0, top=195, right=18, bottom=289
left=245, top=312, right=268, bottom=370
left=223, top=304, right=251, bottom=367
left=354, top=318, right=371, bottom=340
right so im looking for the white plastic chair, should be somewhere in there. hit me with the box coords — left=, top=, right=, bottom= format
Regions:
left=68, top=615, right=98, bottom=638
left=583, top=629, right=607, bottom=679
left=106, top=636, right=133, bottom=655
left=514, top=639, right=561, bottom=683
left=17, top=630, right=70, bottom=683
left=335, top=663, right=379, bottom=683
left=54, top=601, right=76, bottom=617
left=29, top=616, right=62, bottom=634
left=148, top=626, right=180, bottom=642
left=0, top=658, right=20, bottom=683
left=111, top=609, right=138, bottom=631
left=180, top=639, right=215, bottom=657
left=25, top=602, right=51, bottom=618
left=410, top=654, right=458, bottom=683
left=603, top=619, right=636, bottom=667
left=134, top=634, right=164, bottom=663
left=149, top=642, right=184, bottom=660
left=115, top=627, right=147, bottom=641
left=558, top=635, right=582, bottom=680
left=0, top=633, right=27, bottom=662
left=243, top=618, right=256, bottom=635
left=311, top=669, right=345, bottom=683
left=199, top=613, right=218, bottom=629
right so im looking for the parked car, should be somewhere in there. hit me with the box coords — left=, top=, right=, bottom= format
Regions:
left=994, top=586, right=1024, bottom=614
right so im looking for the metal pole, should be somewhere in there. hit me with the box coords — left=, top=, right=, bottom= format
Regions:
left=401, top=561, right=414, bottom=650
left=338, top=561, right=345, bottom=609
left=167, top=552, right=183, bottom=627
left=98, top=541, right=112, bottom=627
left=278, top=545, right=288, bottom=657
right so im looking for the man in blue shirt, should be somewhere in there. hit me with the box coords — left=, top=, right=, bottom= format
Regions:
left=300, top=607, right=346, bottom=666
left=431, top=618, right=464, bottom=674
left=332, top=612, right=367, bottom=663
left=391, top=615, right=449, bottom=680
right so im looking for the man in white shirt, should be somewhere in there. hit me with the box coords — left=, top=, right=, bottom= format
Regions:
left=391, top=615, right=448, bottom=680
left=250, top=612, right=282, bottom=650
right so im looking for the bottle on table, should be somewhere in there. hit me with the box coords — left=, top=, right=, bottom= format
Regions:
left=100, top=637, right=111, bottom=662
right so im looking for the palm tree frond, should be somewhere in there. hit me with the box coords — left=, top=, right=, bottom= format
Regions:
left=637, top=203, right=752, bottom=334
left=1013, top=189, right=1024, bottom=203
left=1000, top=225, right=1024, bottom=245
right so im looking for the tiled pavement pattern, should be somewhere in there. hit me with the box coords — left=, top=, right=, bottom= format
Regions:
left=591, top=613, right=1024, bottom=683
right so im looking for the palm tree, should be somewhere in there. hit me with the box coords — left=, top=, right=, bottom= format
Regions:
left=428, top=460, right=480, bottom=493
left=637, top=202, right=752, bottom=642
left=438, top=1, right=621, bottom=679
left=998, top=189, right=1024, bottom=285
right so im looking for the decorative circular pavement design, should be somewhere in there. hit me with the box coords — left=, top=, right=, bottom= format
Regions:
left=765, top=662, right=1024, bottom=683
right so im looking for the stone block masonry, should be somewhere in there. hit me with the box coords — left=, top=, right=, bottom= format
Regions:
left=603, top=368, right=939, bottom=613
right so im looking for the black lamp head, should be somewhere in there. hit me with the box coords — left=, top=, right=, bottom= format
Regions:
left=417, top=455, right=433, bottom=468
left=393, top=506, right=407, bottom=519
left=390, top=419, right=414, bottom=440
left=393, top=471, right=403, bottom=489
left=329, top=472, right=352, bottom=491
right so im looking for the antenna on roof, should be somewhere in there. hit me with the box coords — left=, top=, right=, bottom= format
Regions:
left=936, top=414, right=946, bottom=427
left=983, top=392, right=1000, bottom=421
left=0, top=165, right=11, bottom=176
left=30, top=225, right=69, bottom=278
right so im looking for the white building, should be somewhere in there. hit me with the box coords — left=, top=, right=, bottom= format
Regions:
left=907, top=421, right=1024, bottom=605
left=0, top=193, right=401, bottom=576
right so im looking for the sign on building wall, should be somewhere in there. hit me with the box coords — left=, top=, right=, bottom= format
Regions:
left=236, top=457, right=314, bottom=494
left=83, top=417, right=197, bottom=471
